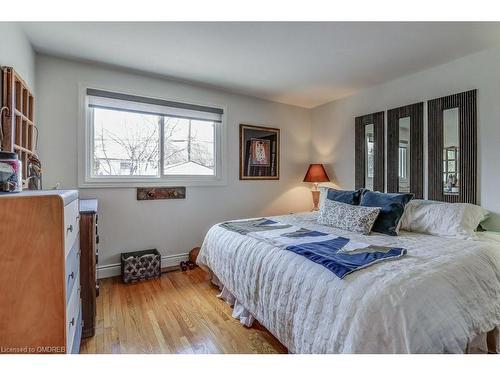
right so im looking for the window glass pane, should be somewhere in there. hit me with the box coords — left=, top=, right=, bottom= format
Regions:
left=92, top=108, right=160, bottom=176
left=163, top=117, right=215, bottom=175
left=164, top=118, right=190, bottom=167
left=190, top=120, right=215, bottom=171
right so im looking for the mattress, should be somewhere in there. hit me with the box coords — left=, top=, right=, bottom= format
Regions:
left=197, top=212, right=500, bottom=353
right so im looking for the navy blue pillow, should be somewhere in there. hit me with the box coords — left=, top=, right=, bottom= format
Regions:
left=360, top=191, right=414, bottom=236
left=326, top=188, right=364, bottom=205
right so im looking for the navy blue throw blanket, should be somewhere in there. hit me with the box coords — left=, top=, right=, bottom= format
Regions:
left=286, top=237, right=406, bottom=279
left=220, top=218, right=407, bottom=279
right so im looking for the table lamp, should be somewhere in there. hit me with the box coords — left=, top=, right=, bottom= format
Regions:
left=303, top=164, right=330, bottom=211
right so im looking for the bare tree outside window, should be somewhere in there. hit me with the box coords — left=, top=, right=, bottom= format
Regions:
left=92, top=108, right=215, bottom=177
left=93, top=108, right=160, bottom=176
left=163, top=118, right=215, bottom=175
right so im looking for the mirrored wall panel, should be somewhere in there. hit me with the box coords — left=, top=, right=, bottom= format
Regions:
left=428, top=90, right=477, bottom=204
left=387, top=103, right=424, bottom=198
left=443, top=108, right=459, bottom=195
left=398, top=117, right=411, bottom=192
left=364, top=124, right=374, bottom=191
left=355, top=111, right=384, bottom=192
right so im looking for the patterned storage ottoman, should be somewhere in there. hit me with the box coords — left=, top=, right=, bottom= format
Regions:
left=121, top=249, right=161, bottom=283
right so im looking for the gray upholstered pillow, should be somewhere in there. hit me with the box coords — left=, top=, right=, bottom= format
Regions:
left=317, top=199, right=381, bottom=235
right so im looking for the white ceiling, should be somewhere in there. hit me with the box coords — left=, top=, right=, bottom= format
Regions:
left=21, top=22, right=500, bottom=108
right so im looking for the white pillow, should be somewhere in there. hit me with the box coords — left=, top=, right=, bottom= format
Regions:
left=318, top=199, right=380, bottom=235
left=400, top=199, right=489, bottom=239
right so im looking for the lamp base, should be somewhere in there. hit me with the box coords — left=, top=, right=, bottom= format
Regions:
left=311, top=190, right=320, bottom=211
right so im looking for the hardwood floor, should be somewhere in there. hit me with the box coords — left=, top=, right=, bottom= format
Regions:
left=80, top=267, right=287, bottom=354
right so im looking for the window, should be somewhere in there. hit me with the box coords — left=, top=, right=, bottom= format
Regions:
left=81, top=88, right=225, bottom=187
left=443, top=146, right=459, bottom=194
left=398, top=143, right=408, bottom=180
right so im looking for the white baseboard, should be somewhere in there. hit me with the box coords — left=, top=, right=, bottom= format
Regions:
left=97, top=252, right=189, bottom=280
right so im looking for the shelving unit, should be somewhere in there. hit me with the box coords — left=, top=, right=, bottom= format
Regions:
left=1, top=66, right=36, bottom=185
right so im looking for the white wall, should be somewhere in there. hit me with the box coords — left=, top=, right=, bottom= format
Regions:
left=36, top=55, right=312, bottom=273
left=311, top=45, right=500, bottom=230
left=33, top=41, right=500, bottom=273
left=0, top=23, right=35, bottom=90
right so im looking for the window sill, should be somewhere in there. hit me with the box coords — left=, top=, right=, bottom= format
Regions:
left=78, top=176, right=227, bottom=188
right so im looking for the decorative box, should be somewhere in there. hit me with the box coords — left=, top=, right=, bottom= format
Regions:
left=121, top=249, right=161, bottom=284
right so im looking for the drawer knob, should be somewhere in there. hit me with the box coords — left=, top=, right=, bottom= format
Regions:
left=69, top=272, right=74, bottom=280
left=67, top=224, right=73, bottom=233
left=69, top=317, right=75, bottom=326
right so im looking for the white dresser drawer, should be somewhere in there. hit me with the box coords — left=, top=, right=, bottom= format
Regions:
left=69, top=306, right=82, bottom=354
left=66, top=273, right=81, bottom=351
left=65, top=238, right=80, bottom=304
left=64, top=199, right=80, bottom=257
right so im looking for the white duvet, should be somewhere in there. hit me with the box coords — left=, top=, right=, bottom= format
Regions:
left=197, top=212, right=500, bottom=353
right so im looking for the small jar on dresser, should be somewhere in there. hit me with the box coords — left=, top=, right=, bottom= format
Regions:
left=0, top=190, right=82, bottom=354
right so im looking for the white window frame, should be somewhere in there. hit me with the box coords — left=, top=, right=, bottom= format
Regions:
left=77, top=84, right=227, bottom=188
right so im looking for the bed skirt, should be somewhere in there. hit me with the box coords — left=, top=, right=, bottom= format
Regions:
left=210, top=272, right=499, bottom=354
left=212, top=273, right=255, bottom=327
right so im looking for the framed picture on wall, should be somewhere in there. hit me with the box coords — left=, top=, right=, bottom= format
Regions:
left=239, top=124, right=280, bottom=180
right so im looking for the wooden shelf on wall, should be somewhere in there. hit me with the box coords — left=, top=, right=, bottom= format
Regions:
left=1, top=66, right=37, bottom=186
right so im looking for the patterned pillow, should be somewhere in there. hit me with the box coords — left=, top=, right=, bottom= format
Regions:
left=317, top=199, right=381, bottom=235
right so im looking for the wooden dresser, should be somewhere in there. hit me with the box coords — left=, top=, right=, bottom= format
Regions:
left=79, top=199, right=98, bottom=339
left=0, top=190, right=82, bottom=354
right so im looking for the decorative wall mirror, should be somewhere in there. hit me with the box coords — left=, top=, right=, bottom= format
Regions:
left=387, top=102, right=424, bottom=198
left=355, top=111, right=384, bottom=192
left=428, top=89, right=477, bottom=204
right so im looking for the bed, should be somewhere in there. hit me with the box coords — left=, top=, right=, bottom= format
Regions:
left=197, top=212, right=500, bottom=354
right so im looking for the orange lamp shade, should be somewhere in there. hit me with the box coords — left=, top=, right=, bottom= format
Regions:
left=303, top=164, right=330, bottom=183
